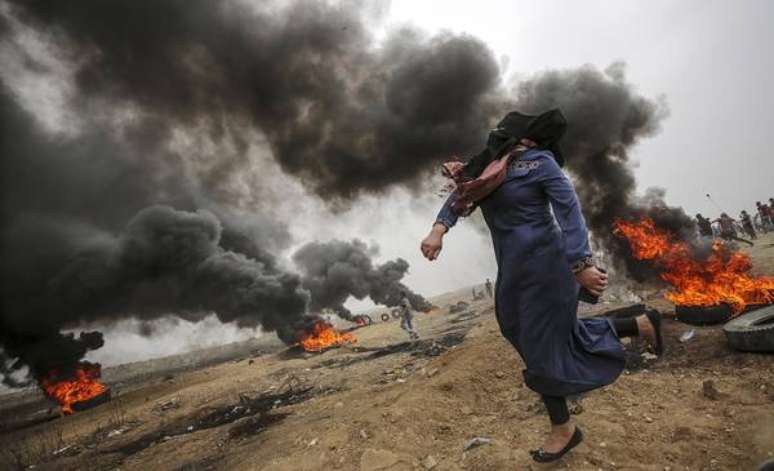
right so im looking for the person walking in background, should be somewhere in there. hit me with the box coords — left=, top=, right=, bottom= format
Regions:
left=714, top=213, right=754, bottom=246
left=485, top=278, right=494, bottom=298
left=756, top=202, right=772, bottom=232
left=695, top=213, right=713, bottom=240
left=398, top=291, right=419, bottom=340
left=739, top=210, right=757, bottom=240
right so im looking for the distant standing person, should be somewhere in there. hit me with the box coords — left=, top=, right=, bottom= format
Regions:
left=485, top=278, right=493, bottom=298
left=695, top=213, right=713, bottom=239
left=756, top=202, right=771, bottom=232
left=399, top=291, right=419, bottom=340
left=714, top=213, right=753, bottom=246
left=739, top=210, right=757, bottom=240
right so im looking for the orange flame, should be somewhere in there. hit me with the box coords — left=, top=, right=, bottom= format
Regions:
left=613, top=218, right=774, bottom=314
left=40, top=362, right=108, bottom=415
left=298, top=321, right=357, bottom=352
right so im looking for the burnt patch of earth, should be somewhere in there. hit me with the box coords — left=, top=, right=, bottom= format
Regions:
left=227, top=412, right=289, bottom=440
left=106, top=387, right=315, bottom=457
left=315, top=332, right=467, bottom=369
left=450, top=310, right=479, bottom=323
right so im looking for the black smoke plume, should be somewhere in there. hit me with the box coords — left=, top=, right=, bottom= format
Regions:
left=511, top=63, right=693, bottom=278
left=5, top=0, right=504, bottom=201
left=293, top=239, right=432, bottom=320
left=0, top=205, right=309, bottom=386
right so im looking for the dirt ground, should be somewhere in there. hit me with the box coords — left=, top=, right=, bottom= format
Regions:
left=2, top=234, right=774, bottom=471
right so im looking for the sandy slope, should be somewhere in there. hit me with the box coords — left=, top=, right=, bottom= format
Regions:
left=2, top=235, right=774, bottom=470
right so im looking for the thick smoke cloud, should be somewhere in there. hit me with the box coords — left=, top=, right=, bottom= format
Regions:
left=5, top=0, right=504, bottom=201
left=0, top=205, right=309, bottom=386
left=293, top=239, right=432, bottom=319
left=511, top=63, right=692, bottom=277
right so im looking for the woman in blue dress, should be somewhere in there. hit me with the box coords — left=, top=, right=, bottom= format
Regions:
left=420, top=109, right=663, bottom=463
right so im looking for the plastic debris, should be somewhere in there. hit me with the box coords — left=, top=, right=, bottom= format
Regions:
left=463, top=436, right=493, bottom=451
left=679, top=329, right=696, bottom=343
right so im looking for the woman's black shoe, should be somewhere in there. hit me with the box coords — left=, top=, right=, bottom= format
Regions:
left=529, top=426, right=583, bottom=463
left=645, top=310, right=664, bottom=355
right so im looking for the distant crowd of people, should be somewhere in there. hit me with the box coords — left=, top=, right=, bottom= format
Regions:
left=695, top=197, right=774, bottom=246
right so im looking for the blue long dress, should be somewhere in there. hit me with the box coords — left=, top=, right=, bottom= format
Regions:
left=436, top=149, right=626, bottom=397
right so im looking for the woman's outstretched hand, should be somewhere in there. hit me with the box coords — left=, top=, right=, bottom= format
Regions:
left=421, top=223, right=447, bottom=261
left=575, top=266, right=608, bottom=296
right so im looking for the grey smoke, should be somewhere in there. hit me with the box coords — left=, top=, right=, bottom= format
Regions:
left=293, top=239, right=432, bottom=319
left=511, top=63, right=692, bottom=278
left=4, top=0, right=504, bottom=201
left=0, top=205, right=309, bottom=386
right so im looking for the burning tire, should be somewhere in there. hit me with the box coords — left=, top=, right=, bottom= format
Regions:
left=723, top=304, right=774, bottom=352
left=675, top=304, right=732, bottom=326
left=391, top=308, right=401, bottom=319
left=72, top=387, right=112, bottom=412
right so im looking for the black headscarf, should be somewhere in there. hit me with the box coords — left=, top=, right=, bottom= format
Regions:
left=461, top=109, right=567, bottom=180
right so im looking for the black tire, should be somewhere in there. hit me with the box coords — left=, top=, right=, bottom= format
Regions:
left=723, top=304, right=774, bottom=352
left=675, top=304, right=732, bottom=326
left=381, top=313, right=390, bottom=322
left=599, top=304, right=646, bottom=320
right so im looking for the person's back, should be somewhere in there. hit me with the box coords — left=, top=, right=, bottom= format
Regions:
left=695, top=214, right=712, bottom=237
left=718, top=214, right=735, bottom=235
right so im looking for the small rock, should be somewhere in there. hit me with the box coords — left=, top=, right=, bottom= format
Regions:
left=359, top=429, right=369, bottom=440
left=644, top=416, right=654, bottom=423
left=494, top=371, right=505, bottom=379
left=308, top=438, right=319, bottom=447
left=702, top=380, right=720, bottom=400
left=186, top=425, right=194, bottom=432
left=425, top=368, right=439, bottom=378
left=421, top=455, right=438, bottom=470
left=599, top=442, right=607, bottom=448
